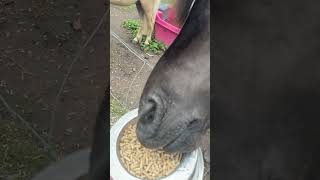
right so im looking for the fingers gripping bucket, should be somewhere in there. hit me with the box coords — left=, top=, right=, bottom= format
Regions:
left=110, top=109, right=204, bottom=180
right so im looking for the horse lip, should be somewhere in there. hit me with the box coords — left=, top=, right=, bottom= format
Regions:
left=161, top=129, right=184, bottom=150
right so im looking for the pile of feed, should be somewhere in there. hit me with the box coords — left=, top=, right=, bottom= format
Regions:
left=119, top=123, right=182, bottom=180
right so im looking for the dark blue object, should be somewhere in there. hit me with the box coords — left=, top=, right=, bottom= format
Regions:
left=159, top=4, right=169, bottom=21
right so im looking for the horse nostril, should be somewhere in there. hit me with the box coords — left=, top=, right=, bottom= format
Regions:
left=140, top=98, right=157, bottom=124
left=187, top=119, right=201, bottom=129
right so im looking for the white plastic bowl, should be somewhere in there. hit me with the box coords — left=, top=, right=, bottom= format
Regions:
left=110, top=108, right=204, bottom=180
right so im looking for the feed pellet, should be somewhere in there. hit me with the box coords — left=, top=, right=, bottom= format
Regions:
left=119, top=123, right=182, bottom=180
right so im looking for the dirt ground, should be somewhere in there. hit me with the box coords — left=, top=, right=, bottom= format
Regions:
left=110, top=4, right=210, bottom=180
left=110, top=5, right=159, bottom=111
left=0, top=0, right=107, bottom=178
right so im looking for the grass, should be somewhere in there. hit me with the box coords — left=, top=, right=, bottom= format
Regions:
left=110, top=96, right=128, bottom=126
left=122, top=19, right=167, bottom=54
left=0, top=119, right=52, bottom=180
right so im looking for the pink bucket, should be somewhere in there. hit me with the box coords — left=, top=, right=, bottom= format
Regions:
left=154, top=8, right=182, bottom=46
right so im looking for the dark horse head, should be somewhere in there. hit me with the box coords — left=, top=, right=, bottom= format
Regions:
left=136, top=0, right=210, bottom=153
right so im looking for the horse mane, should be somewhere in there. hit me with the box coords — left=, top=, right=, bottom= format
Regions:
left=174, top=0, right=196, bottom=24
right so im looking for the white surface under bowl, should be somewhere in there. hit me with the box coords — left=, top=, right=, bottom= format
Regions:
left=110, top=108, right=204, bottom=180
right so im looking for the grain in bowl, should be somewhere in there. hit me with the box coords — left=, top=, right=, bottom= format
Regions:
left=119, top=123, right=182, bottom=180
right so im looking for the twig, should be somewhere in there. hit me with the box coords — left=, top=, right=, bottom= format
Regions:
left=1, top=54, right=35, bottom=76
left=146, top=53, right=154, bottom=57
left=49, top=9, right=109, bottom=138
